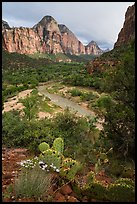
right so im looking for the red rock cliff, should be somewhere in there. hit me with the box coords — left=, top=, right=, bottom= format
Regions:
left=85, top=41, right=103, bottom=55
left=33, top=16, right=63, bottom=54
left=2, top=16, right=103, bottom=56
left=59, top=24, right=85, bottom=55
left=114, top=3, right=135, bottom=48
left=2, top=27, right=43, bottom=54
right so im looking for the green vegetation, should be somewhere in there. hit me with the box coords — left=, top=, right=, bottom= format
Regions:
left=73, top=170, right=135, bottom=202
left=14, top=166, right=53, bottom=200
left=2, top=109, right=97, bottom=163
left=38, top=137, right=81, bottom=180
left=101, top=40, right=135, bottom=159
left=2, top=39, right=135, bottom=202
left=69, top=88, right=82, bottom=97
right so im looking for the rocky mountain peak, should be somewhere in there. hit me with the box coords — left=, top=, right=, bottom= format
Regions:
left=33, top=16, right=63, bottom=54
left=87, top=41, right=97, bottom=46
left=33, top=15, right=57, bottom=28
left=86, top=41, right=103, bottom=55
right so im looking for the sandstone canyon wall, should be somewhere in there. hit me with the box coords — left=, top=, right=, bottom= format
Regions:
left=59, top=24, right=86, bottom=55
left=114, top=3, right=135, bottom=48
left=2, top=16, right=103, bottom=56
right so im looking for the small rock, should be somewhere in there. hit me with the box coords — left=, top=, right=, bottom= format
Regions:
left=3, top=198, right=11, bottom=202
left=13, top=148, right=28, bottom=154
left=18, top=154, right=26, bottom=159
left=54, top=192, right=66, bottom=202
left=5, top=179, right=11, bottom=185
left=3, top=173, right=12, bottom=179
left=60, top=184, right=72, bottom=195
left=67, top=196, right=79, bottom=202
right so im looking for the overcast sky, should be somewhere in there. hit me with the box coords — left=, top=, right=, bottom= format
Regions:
left=2, top=2, right=134, bottom=50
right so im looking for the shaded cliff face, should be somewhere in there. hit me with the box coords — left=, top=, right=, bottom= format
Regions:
left=114, top=3, right=135, bottom=48
left=59, top=24, right=85, bottom=55
left=85, top=41, right=103, bottom=55
left=2, top=16, right=103, bottom=56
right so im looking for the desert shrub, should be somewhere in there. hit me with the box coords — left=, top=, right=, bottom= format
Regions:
left=14, top=165, right=53, bottom=200
left=107, top=182, right=135, bottom=202
left=69, top=88, right=82, bottom=97
left=2, top=111, right=27, bottom=147
left=105, top=158, right=124, bottom=177
left=121, top=162, right=135, bottom=178
left=52, top=109, right=97, bottom=161
left=2, top=110, right=55, bottom=150
left=94, top=94, right=113, bottom=109
left=83, top=180, right=108, bottom=201
left=80, top=92, right=98, bottom=101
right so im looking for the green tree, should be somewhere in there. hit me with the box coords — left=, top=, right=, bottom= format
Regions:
left=20, top=93, right=38, bottom=121
left=102, top=40, right=135, bottom=159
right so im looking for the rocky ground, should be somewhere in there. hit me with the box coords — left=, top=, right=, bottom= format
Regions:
left=2, top=147, right=113, bottom=202
left=2, top=147, right=81, bottom=202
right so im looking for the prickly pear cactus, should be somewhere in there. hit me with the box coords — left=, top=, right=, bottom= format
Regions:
left=60, top=158, right=81, bottom=180
left=38, top=138, right=81, bottom=178
left=39, top=149, right=62, bottom=170
left=38, top=142, right=50, bottom=153
left=53, top=137, right=64, bottom=154
left=115, top=178, right=135, bottom=187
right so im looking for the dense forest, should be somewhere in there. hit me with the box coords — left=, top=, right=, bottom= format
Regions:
left=2, top=39, right=135, bottom=202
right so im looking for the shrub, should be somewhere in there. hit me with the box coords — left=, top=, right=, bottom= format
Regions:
left=105, top=158, right=124, bottom=177
left=83, top=180, right=108, bottom=201
left=94, top=94, right=113, bottom=109
left=107, top=182, right=135, bottom=202
left=14, top=165, right=53, bottom=200
left=80, top=92, right=97, bottom=101
left=69, top=88, right=82, bottom=97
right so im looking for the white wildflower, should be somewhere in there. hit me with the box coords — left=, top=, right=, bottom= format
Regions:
left=39, top=161, right=45, bottom=165
left=56, top=169, right=60, bottom=172
left=41, top=167, right=45, bottom=170
left=50, top=163, right=54, bottom=167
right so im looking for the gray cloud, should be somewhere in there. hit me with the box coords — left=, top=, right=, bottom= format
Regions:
left=2, top=2, right=134, bottom=50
